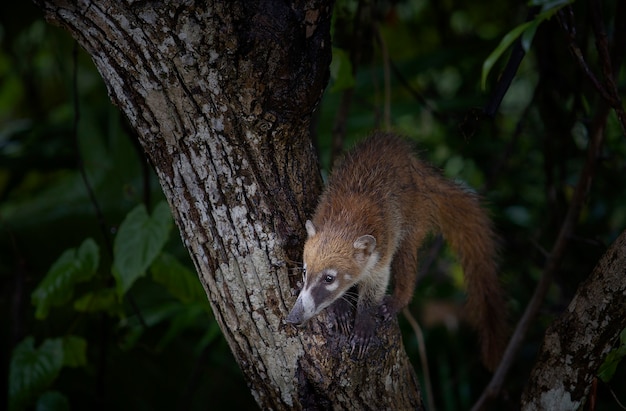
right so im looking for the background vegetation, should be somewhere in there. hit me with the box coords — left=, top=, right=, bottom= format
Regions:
left=2, top=0, right=625, bottom=410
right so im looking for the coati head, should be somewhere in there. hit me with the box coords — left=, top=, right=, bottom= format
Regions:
left=286, top=220, right=378, bottom=326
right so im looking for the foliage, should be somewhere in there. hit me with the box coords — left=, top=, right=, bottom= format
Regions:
left=598, top=328, right=626, bottom=383
left=2, top=0, right=625, bottom=410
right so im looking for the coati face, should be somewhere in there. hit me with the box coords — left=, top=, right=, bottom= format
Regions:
left=286, top=220, right=377, bottom=326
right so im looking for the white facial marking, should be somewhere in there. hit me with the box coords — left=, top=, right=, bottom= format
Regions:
left=300, top=288, right=315, bottom=317
left=325, top=279, right=339, bottom=292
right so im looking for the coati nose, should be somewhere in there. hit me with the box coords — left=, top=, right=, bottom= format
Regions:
left=286, top=298, right=305, bottom=325
left=286, top=312, right=304, bottom=326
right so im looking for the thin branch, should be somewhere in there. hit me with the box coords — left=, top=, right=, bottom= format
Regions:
left=72, top=43, right=113, bottom=259
left=403, top=307, right=436, bottom=411
left=557, top=4, right=626, bottom=136
left=556, top=7, right=614, bottom=104
left=330, top=2, right=367, bottom=163
left=589, top=0, right=626, bottom=136
left=389, top=61, right=448, bottom=124
left=373, top=24, right=392, bottom=131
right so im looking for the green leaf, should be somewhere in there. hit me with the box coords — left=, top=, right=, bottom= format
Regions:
left=598, top=328, right=626, bottom=382
left=73, top=288, right=122, bottom=316
left=112, top=201, right=172, bottom=297
left=151, top=253, right=208, bottom=307
left=9, top=337, right=64, bottom=411
left=31, top=238, right=100, bottom=319
left=36, top=391, right=69, bottom=411
left=61, top=336, right=87, bottom=368
left=481, top=0, right=573, bottom=89
left=329, top=47, right=355, bottom=92
left=481, top=20, right=533, bottom=90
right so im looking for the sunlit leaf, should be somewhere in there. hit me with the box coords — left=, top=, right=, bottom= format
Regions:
left=9, top=337, right=64, bottom=411
left=31, top=238, right=99, bottom=319
left=112, top=201, right=172, bottom=297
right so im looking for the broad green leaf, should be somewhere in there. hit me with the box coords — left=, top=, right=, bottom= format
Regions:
left=31, top=238, right=99, bottom=319
left=151, top=253, right=208, bottom=307
left=36, top=391, right=69, bottom=411
left=481, top=20, right=533, bottom=90
left=61, top=336, right=87, bottom=368
left=73, top=288, right=122, bottom=316
left=9, top=337, right=64, bottom=411
left=329, top=47, right=355, bottom=92
left=112, top=201, right=172, bottom=297
left=481, top=0, right=573, bottom=89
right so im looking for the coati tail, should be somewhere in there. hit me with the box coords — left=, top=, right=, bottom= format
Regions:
left=431, top=183, right=508, bottom=371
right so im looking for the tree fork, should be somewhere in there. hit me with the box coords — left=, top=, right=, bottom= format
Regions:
left=34, top=0, right=423, bottom=408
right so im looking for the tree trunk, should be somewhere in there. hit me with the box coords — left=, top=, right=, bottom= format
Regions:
left=521, top=228, right=626, bottom=410
left=34, top=0, right=423, bottom=408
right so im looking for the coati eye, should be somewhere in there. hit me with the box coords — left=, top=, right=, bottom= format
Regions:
left=323, top=274, right=335, bottom=284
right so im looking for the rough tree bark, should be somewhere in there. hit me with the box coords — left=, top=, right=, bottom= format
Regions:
left=34, top=0, right=422, bottom=409
left=521, top=229, right=626, bottom=410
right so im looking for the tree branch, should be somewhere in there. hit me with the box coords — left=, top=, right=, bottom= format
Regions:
left=520, top=228, right=626, bottom=409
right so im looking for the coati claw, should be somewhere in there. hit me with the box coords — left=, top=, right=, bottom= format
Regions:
left=349, top=310, right=376, bottom=359
left=331, top=299, right=353, bottom=335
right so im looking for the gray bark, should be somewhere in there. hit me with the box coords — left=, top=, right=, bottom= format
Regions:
left=34, top=0, right=423, bottom=409
left=521, top=229, right=626, bottom=410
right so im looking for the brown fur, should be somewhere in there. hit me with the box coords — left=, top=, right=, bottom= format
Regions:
left=305, top=132, right=508, bottom=370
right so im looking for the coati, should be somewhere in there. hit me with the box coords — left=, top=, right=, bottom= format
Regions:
left=286, top=132, right=507, bottom=370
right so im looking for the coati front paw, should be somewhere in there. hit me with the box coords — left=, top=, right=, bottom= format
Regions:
left=350, top=311, right=377, bottom=359
left=379, top=295, right=400, bottom=321
left=330, top=299, right=353, bottom=335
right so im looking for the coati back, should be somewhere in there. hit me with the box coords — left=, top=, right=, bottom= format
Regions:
left=286, top=132, right=507, bottom=370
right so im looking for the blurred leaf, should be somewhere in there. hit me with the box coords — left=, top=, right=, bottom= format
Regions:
left=151, top=253, right=209, bottom=307
left=195, top=322, right=223, bottom=355
left=156, top=304, right=208, bottom=351
left=118, top=302, right=182, bottom=351
left=73, top=288, right=122, bottom=316
left=31, top=238, right=99, bottom=319
left=61, top=336, right=87, bottom=368
left=35, top=391, right=70, bottom=411
left=112, top=201, right=172, bottom=297
left=9, top=337, right=64, bottom=411
left=329, top=47, right=355, bottom=92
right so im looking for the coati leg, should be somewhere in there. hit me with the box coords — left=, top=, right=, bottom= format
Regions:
left=382, top=228, right=428, bottom=318
left=351, top=301, right=379, bottom=359
left=350, top=264, right=392, bottom=358
left=330, top=286, right=358, bottom=335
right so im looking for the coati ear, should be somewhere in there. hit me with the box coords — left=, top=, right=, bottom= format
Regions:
left=353, top=235, right=376, bottom=262
left=305, top=220, right=317, bottom=238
